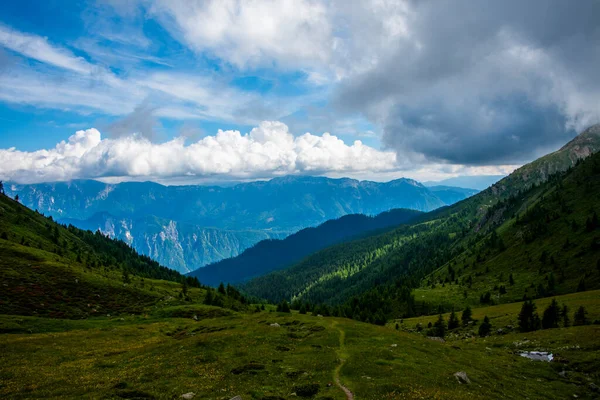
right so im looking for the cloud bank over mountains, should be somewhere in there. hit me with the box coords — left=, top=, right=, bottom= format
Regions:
left=0, top=122, right=398, bottom=184
left=0, top=0, right=598, bottom=183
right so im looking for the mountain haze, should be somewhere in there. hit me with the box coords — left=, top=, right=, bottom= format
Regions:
left=190, top=208, right=422, bottom=286
left=6, top=176, right=475, bottom=273
left=242, top=125, right=600, bottom=316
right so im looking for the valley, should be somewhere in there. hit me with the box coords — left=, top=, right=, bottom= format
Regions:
left=1, top=126, right=599, bottom=399
left=5, top=177, right=477, bottom=274
left=1, top=3, right=599, bottom=399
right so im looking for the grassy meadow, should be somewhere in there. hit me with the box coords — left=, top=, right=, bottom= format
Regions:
left=2, top=293, right=600, bottom=399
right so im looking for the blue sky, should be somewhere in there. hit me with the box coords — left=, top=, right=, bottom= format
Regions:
left=0, top=0, right=598, bottom=184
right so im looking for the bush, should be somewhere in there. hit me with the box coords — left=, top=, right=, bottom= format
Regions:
left=277, top=300, right=291, bottom=313
left=293, top=384, right=319, bottom=397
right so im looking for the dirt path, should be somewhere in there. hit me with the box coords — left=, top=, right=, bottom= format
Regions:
left=333, top=323, right=354, bottom=400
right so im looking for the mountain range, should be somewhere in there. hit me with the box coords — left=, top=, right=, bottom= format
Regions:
left=6, top=176, right=477, bottom=273
left=241, top=124, right=600, bottom=315
left=190, top=208, right=422, bottom=286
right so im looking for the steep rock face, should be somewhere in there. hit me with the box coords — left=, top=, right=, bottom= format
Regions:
left=494, top=124, right=600, bottom=196
left=7, top=176, right=477, bottom=273
left=59, top=213, right=286, bottom=273
left=7, top=177, right=451, bottom=231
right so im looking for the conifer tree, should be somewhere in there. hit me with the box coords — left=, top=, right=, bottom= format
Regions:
left=218, top=282, right=226, bottom=295
left=478, top=316, right=492, bottom=337
left=461, top=306, right=472, bottom=326
left=561, top=304, right=570, bottom=327
left=204, top=289, right=214, bottom=305
left=518, top=300, right=541, bottom=332
left=433, top=314, right=446, bottom=337
left=448, top=310, right=460, bottom=330
left=541, top=298, right=560, bottom=329
left=573, top=306, right=588, bottom=326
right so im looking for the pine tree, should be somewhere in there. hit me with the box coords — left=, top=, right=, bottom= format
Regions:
left=461, top=306, right=473, bottom=326
left=433, top=314, right=446, bottom=338
left=122, top=270, right=131, bottom=284
left=448, top=310, right=460, bottom=330
left=541, top=298, right=560, bottom=329
left=478, top=316, right=492, bottom=337
left=518, top=300, right=541, bottom=332
left=278, top=300, right=291, bottom=313
left=577, top=278, right=586, bottom=292
left=218, top=282, right=226, bottom=295
left=573, top=306, right=588, bottom=326
left=561, top=304, right=570, bottom=327
left=204, top=289, right=214, bottom=305
left=299, top=304, right=307, bottom=314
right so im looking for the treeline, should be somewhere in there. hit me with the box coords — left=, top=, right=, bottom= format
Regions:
left=0, top=192, right=202, bottom=287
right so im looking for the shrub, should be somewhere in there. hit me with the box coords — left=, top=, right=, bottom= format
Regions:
left=294, top=384, right=320, bottom=397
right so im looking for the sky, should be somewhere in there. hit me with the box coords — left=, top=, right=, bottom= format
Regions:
left=0, top=0, right=598, bottom=185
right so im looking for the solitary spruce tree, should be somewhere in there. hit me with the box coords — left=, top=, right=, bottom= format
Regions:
left=448, top=310, right=460, bottom=330
left=433, top=314, right=446, bottom=338
left=573, top=306, right=588, bottom=326
left=461, top=306, right=473, bottom=326
left=478, top=316, right=492, bottom=337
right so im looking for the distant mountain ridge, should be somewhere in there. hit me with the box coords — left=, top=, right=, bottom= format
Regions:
left=189, top=208, right=422, bottom=286
left=6, top=175, right=478, bottom=273
left=241, top=124, right=600, bottom=314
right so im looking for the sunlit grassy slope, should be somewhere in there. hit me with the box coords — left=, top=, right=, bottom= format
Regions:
left=1, top=299, right=600, bottom=400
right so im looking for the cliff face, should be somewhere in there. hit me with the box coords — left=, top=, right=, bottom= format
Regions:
left=59, top=212, right=286, bottom=273
left=6, top=175, right=476, bottom=273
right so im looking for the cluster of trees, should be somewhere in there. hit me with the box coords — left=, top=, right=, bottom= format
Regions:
left=425, top=306, right=492, bottom=338
left=204, top=283, right=247, bottom=309
left=1, top=191, right=200, bottom=288
left=519, top=299, right=589, bottom=332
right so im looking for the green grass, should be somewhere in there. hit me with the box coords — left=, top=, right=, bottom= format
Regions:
left=2, top=305, right=599, bottom=399
left=398, top=290, right=600, bottom=333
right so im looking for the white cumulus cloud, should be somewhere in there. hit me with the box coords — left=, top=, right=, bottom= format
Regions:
left=0, top=121, right=397, bottom=184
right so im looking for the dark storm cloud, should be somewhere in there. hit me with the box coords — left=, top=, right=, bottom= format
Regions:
left=334, top=0, right=600, bottom=165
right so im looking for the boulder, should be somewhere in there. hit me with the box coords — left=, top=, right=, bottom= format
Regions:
left=454, top=371, right=471, bottom=384
left=230, top=396, right=242, bottom=400
left=427, top=336, right=445, bottom=343
left=181, top=393, right=195, bottom=399
left=270, top=323, right=280, bottom=327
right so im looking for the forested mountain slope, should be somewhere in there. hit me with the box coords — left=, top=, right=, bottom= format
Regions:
left=189, top=208, right=422, bottom=286
left=0, top=193, right=207, bottom=318
left=6, top=176, right=474, bottom=272
left=242, top=125, right=600, bottom=322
